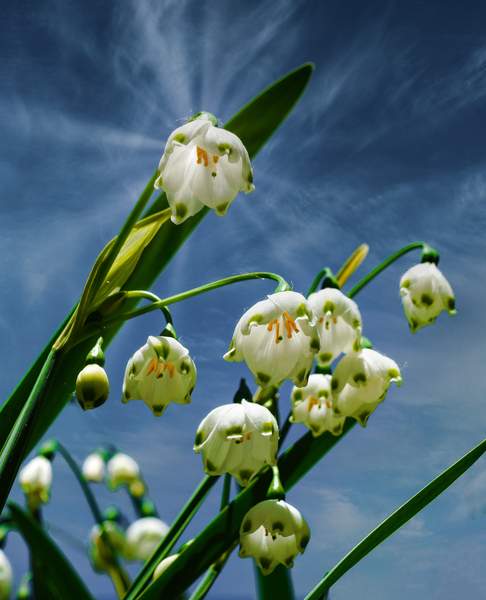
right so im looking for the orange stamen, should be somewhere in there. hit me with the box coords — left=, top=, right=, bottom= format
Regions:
left=308, top=396, right=319, bottom=412
left=319, top=317, right=324, bottom=323
left=333, top=317, right=338, bottom=324
left=167, top=362, right=175, bottom=378
left=213, top=155, right=219, bottom=163
left=267, top=319, right=277, bottom=332
left=284, top=311, right=299, bottom=333
left=275, top=321, right=280, bottom=344
left=246, top=432, right=252, bottom=440
left=196, top=146, right=209, bottom=166
left=326, top=401, right=331, bottom=409
left=146, top=359, right=158, bottom=376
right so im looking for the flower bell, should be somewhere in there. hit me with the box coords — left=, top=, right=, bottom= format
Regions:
left=19, top=455, right=53, bottom=513
left=82, top=452, right=106, bottom=482
left=331, top=348, right=402, bottom=426
left=155, top=113, right=255, bottom=224
left=76, top=338, right=110, bottom=411
left=106, top=453, right=146, bottom=497
left=124, top=517, right=169, bottom=561
left=224, top=291, right=320, bottom=389
left=290, top=374, right=346, bottom=437
left=0, top=550, right=12, bottom=600
left=307, top=288, right=362, bottom=365
left=238, top=499, right=310, bottom=575
left=399, top=263, right=456, bottom=333
left=122, top=335, right=197, bottom=417
left=193, top=400, right=279, bottom=487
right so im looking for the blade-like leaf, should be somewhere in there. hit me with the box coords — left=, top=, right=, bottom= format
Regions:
left=9, top=502, right=94, bottom=600
left=303, top=436, right=486, bottom=600
left=0, top=63, right=314, bottom=457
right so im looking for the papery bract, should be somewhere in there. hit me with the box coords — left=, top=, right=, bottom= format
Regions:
left=224, top=291, right=320, bottom=389
left=399, top=263, right=456, bottom=333
left=307, top=288, right=362, bottom=365
left=290, top=373, right=346, bottom=437
left=193, top=399, right=278, bottom=487
left=331, top=348, right=402, bottom=426
left=19, top=456, right=53, bottom=513
left=122, top=335, right=196, bottom=417
left=155, top=113, right=255, bottom=224
left=124, top=517, right=169, bottom=561
left=106, top=453, right=145, bottom=497
left=238, top=499, right=310, bottom=575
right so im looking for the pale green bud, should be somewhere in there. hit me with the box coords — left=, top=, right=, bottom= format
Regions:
left=76, top=364, right=110, bottom=411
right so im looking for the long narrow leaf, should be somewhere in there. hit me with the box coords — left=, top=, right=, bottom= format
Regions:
left=303, top=436, right=486, bottom=600
left=9, top=502, right=94, bottom=600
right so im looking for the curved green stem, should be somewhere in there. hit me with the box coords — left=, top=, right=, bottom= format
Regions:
left=124, top=291, right=174, bottom=329
left=81, top=272, right=290, bottom=337
left=347, top=242, right=431, bottom=299
left=124, top=474, right=219, bottom=600
left=52, top=440, right=130, bottom=596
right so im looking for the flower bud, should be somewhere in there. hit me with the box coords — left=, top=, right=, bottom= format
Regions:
left=19, top=456, right=52, bottom=513
left=76, top=364, right=110, bottom=411
left=0, top=549, right=12, bottom=600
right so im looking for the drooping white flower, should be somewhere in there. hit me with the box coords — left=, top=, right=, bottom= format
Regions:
left=290, top=374, right=346, bottom=437
left=124, top=517, right=170, bottom=561
left=0, top=550, right=12, bottom=600
left=82, top=452, right=106, bottom=482
left=155, top=113, right=255, bottom=224
left=307, top=288, right=362, bottom=365
left=224, top=291, right=320, bottom=389
left=239, top=499, right=310, bottom=575
left=331, top=349, right=402, bottom=426
left=399, top=263, right=456, bottom=333
left=88, top=521, right=127, bottom=573
left=106, top=453, right=145, bottom=497
left=122, top=336, right=197, bottom=417
left=19, top=456, right=53, bottom=513
left=194, top=400, right=279, bottom=487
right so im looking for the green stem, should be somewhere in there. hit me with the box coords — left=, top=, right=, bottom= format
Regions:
left=86, top=272, right=290, bottom=334
left=188, top=567, right=219, bottom=600
left=0, top=349, right=60, bottom=514
left=347, top=243, right=427, bottom=299
left=54, top=441, right=130, bottom=596
left=124, top=291, right=173, bottom=328
left=124, top=475, right=219, bottom=600
left=278, top=410, right=293, bottom=447
left=220, top=474, right=232, bottom=511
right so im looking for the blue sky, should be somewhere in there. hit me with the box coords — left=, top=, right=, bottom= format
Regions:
left=2, top=0, right=486, bottom=598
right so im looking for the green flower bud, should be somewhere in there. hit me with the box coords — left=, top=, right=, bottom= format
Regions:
left=76, top=364, right=110, bottom=411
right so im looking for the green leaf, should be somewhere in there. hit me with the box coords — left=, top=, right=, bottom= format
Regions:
left=303, top=436, right=486, bottom=600
left=9, top=502, right=94, bottom=600
left=254, top=564, right=295, bottom=600
left=0, top=62, right=314, bottom=459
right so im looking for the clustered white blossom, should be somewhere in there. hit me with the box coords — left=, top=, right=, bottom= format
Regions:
left=19, top=455, right=53, bottom=513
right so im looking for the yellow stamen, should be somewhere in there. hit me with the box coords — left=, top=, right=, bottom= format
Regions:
left=319, top=317, right=324, bottom=323
left=326, top=401, right=331, bottom=409
left=284, top=311, right=299, bottom=333
left=167, top=362, right=175, bottom=378
left=308, top=396, right=319, bottom=412
left=196, top=146, right=209, bottom=167
left=246, top=432, right=252, bottom=440
left=146, top=359, right=158, bottom=376
left=213, top=155, right=219, bottom=163
left=333, top=317, right=338, bottom=324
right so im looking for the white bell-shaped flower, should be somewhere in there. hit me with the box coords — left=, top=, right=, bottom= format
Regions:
left=194, top=400, right=279, bottom=487
left=239, top=499, right=310, bottom=575
left=290, top=374, right=346, bottom=437
left=307, top=288, right=362, bottom=365
left=155, top=113, right=255, bottom=224
left=122, top=336, right=197, bottom=417
left=124, top=517, right=169, bottom=561
left=224, top=291, right=320, bottom=389
left=82, top=452, right=105, bottom=482
left=0, top=550, right=12, bottom=600
left=106, top=453, right=146, bottom=497
left=331, top=349, right=402, bottom=426
left=88, top=521, right=127, bottom=572
left=19, top=456, right=53, bottom=513
left=399, top=262, right=456, bottom=333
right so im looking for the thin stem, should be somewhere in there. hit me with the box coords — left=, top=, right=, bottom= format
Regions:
left=0, top=349, right=60, bottom=514
left=278, top=410, right=293, bottom=447
left=54, top=441, right=131, bottom=597
left=347, top=243, right=426, bottom=299
left=124, top=290, right=173, bottom=328
left=220, top=474, right=232, bottom=511
left=188, top=543, right=238, bottom=600
left=124, top=475, right=219, bottom=600
left=84, top=272, right=290, bottom=335
left=307, top=269, right=327, bottom=297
